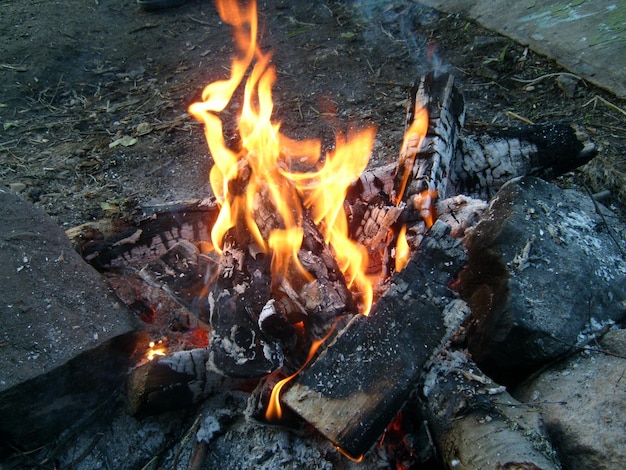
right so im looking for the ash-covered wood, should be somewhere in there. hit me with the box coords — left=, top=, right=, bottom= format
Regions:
left=451, top=123, right=597, bottom=199
left=421, top=346, right=560, bottom=469
left=282, top=220, right=467, bottom=458
left=126, top=348, right=245, bottom=416
left=394, top=72, right=465, bottom=202
left=68, top=199, right=219, bottom=270
left=206, top=234, right=285, bottom=378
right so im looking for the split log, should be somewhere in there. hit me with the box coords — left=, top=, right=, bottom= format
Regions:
left=420, top=346, right=561, bottom=469
left=282, top=220, right=467, bottom=458
left=126, top=348, right=252, bottom=416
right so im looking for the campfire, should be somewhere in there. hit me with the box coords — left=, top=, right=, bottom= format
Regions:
left=34, top=0, right=623, bottom=468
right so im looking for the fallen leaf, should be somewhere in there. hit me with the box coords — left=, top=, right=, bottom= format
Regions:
left=109, top=135, right=138, bottom=148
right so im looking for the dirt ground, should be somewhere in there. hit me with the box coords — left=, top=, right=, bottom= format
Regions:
left=1, top=0, right=625, bottom=229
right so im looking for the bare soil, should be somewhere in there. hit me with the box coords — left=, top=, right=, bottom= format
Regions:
left=1, top=0, right=625, bottom=229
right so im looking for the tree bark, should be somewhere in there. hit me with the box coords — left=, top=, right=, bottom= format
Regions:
left=421, top=346, right=561, bottom=470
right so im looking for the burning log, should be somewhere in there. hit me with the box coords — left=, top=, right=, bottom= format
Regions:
left=281, top=220, right=467, bottom=458
left=205, top=179, right=355, bottom=378
left=347, top=72, right=596, bottom=276
left=394, top=72, right=465, bottom=202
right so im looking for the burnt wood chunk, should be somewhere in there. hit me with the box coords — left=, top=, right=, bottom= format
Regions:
left=282, top=220, right=467, bottom=457
left=451, top=123, right=597, bottom=199
left=395, top=72, right=465, bottom=202
left=127, top=348, right=219, bottom=416
left=206, top=236, right=285, bottom=378
left=73, top=199, right=219, bottom=270
left=139, top=240, right=217, bottom=322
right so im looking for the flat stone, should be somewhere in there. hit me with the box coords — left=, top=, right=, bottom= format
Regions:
left=0, top=190, right=139, bottom=455
left=418, top=0, right=626, bottom=99
left=515, top=329, right=626, bottom=470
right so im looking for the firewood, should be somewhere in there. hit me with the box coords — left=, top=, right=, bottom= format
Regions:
left=206, top=233, right=286, bottom=378
left=70, top=199, right=219, bottom=270
left=421, top=347, right=561, bottom=469
left=206, top=171, right=354, bottom=378
left=139, top=239, right=217, bottom=323
left=126, top=348, right=251, bottom=416
left=281, top=220, right=467, bottom=458
left=451, top=123, right=597, bottom=199
left=394, top=72, right=465, bottom=202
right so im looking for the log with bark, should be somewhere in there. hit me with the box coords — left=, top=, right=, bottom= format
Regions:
left=421, top=345, right=561, bottom=469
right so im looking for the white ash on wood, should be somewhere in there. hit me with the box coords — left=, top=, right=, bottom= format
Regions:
left=126, top=348, right=252, bottom=416
left=456, top=176, right=626, bottom=381
left=61, top=71, right=605, bottom=468
left=282, top=220, right=467, bottom=458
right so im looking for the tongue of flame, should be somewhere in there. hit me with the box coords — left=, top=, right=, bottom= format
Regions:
left=189, top=0, right=376, bottom=315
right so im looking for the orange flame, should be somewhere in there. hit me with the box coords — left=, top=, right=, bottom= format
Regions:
left=189, top=0, right=376, bottom=315
left=265, top=325, right=336, bottom=421
left=395, top=106, right=428, bottom=206
left=395, top=224, right=410, bottom=272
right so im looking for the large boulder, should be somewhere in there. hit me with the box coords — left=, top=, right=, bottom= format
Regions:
left=457, top=176, right=626, bottom=379
left=0, top=190, right=139, bottom=457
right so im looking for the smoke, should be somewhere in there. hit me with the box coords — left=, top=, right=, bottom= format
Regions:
left=351, top=0, right=446, bottom=75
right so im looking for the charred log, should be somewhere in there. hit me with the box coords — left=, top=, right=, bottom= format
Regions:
left=67, top=199, right=219, bottom=270
left=282, top=220, right=467, bottom=458
left=139, top=240, right=217, bottom=323
left=206, top=176, right=354, bottom=378
left=126, top=348, right=251, bottom=416
left=394, top=72, right=465, bottom=202
left=451, top=123, right=597, bottom=199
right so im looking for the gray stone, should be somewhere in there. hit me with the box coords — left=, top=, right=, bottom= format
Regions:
left=458, top=177, right=626, bottom=376
left=515, top=329, right=626, bottom=470
left=0, top=190, right=139, bottom=456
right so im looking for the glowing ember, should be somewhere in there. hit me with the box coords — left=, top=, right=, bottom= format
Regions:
left=188, top=0, right=376, bottom=315
left=146, top=340, right=166, bottom=361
